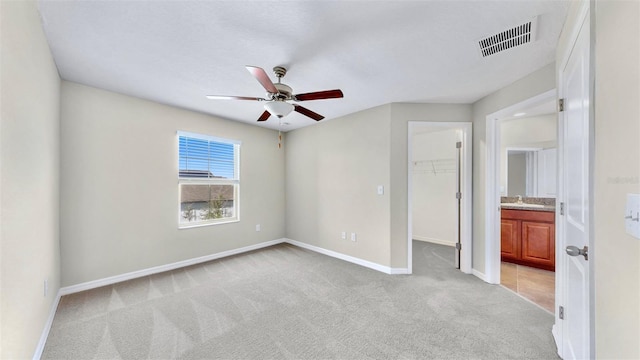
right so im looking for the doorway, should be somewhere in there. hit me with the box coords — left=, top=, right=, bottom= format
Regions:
left=485, top=90, right=558, bottom=311
left=407, top=122, right=472, bottom=274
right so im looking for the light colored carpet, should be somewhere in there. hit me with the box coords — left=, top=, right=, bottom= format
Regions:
left=42, top=241, right=559, bottom=359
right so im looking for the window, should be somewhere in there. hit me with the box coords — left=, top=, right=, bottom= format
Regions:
left=178, top=131, right=240, bottom=228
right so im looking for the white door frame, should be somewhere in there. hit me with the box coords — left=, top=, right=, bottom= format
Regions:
left=484, top=89, right=556, bottom=285
left=408, top=121, right=472, bottom=274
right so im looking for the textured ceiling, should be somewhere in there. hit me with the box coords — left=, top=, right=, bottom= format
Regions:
left=37, top=0, right=569, bottom=131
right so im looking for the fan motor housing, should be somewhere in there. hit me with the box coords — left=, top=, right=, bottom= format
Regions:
left=271, top=83, right=292, bottom=100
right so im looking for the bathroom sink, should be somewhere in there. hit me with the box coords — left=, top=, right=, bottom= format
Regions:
left=501, top=203, right=546, bottom=209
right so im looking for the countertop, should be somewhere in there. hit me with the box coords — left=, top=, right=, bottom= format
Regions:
left=500, top=196, right=556, bottom=212
left=500, top=204, right=556, bottom=212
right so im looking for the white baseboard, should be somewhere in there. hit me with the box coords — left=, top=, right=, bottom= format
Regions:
left=33, top=289, right=62, bottom=360
left=472, top=268, right=487, bottom=282
left=59, top=238, right=286, bottom=296
left=284, top=238, right=407, bottom=275
left=389, top=268, right=410, bottom=275
left=413, top=235, right=456, bottom=247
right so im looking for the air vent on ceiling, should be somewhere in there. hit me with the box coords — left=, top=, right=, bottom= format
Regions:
left=478, top=16, right=538, bottom=57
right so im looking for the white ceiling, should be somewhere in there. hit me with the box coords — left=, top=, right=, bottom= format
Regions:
left=37, top=0, right=569, bottom=131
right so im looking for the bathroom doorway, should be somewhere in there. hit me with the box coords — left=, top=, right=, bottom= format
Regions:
left=488, top=91, right=558, bottom=312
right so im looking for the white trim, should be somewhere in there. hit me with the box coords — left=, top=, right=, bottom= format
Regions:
left=408, top=121, right=473, bottom=275
left=484, top=89, right=557, bottom=285
left=472, top=269, right=487, bottom=282
left=59, top=238, right=285, bottom=295
left=412, top=236, right=456, bottom=247
left=177, top=130, right=241, bottom=145
left=32, top=289, right=62, bottom=360
left=284, top=238, right=403, bottom=275
left=389, top=268, right=410, bottom=275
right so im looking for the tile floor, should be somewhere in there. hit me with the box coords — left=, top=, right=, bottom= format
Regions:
left=500, top=262, right=555, bottom=313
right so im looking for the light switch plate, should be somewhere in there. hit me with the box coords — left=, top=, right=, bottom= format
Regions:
left=377, top=185, right=384, bottom=195
left=625, top=194, right=640, bottom=239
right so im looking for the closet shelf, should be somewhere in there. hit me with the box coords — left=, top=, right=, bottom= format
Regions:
left=413, top=158, right=456, bottom=175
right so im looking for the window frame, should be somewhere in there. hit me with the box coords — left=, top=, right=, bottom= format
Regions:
left=177, top=131, right=241, bottom=229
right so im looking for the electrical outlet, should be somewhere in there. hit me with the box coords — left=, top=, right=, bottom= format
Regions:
left=351, top=233, right=357, bottom=242
left=256, top=224, right=261, bottom=232
left=341, top=231, right=346, bottom=240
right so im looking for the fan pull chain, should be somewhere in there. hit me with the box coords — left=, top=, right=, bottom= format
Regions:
left=278, top=130, right=282, bottom=149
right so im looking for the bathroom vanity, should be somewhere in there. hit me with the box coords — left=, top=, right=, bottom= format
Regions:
left=500, top=203, right=555, bottom=272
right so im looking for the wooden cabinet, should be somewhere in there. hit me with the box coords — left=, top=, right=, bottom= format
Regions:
left=501, top=209, right=555, bottom=271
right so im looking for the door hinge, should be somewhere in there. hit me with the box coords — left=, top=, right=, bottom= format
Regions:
left=559, top=306, right=565, bottom=320
left=455, top=243, right=462, bottom=250
left=560, top=202, right=565, bottom=215
left=558, top=98, right=565, bottom=112
left=456, top=192, right=462, bottom=200
left=456, top=141, right=462, bottom=149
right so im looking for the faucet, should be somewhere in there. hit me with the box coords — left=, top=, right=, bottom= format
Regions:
left=517, top=195, right=523, bottom=204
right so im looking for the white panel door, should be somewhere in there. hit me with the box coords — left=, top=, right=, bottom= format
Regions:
left=558, top=11, right=591, bottom=360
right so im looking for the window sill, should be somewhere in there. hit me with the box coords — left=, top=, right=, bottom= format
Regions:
left=178, top=218, right=239, bottom=229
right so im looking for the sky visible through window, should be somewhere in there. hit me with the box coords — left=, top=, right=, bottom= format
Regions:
left=179, top=136, right=235, bottom=179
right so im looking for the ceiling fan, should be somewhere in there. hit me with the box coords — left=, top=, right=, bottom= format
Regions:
left=206, top=66, right=344, bottom=122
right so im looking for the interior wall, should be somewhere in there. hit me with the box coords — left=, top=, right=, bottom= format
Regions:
left=285, top=105, right=392, bottom=267
left=500, top=114, right=557, bottom=195
left=0, top=1, right=61, bottom=358
left=389, top=103, right=472, bottom=268
left=411, top=129, right=458, bottom=246
left=470, top=63, right=556, bottom=276
left=60, top=82, right=285, bottom=286
left=592, top=1, right=640, bottom=357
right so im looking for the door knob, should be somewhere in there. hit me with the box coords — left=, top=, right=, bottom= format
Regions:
left=566, top=245, right=589, bottom=260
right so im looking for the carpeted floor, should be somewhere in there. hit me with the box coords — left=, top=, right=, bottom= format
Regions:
left=42, top=241, right=559, bottom=359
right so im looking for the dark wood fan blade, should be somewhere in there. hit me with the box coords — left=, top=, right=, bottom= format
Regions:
left=246, top=66, right=278, bottom=94
left=294, top=105, right=324, bottom=121
left=257, top=110, right=271, bottom=122
left=206, top=95, right=265, bottom=101
left=294, top=89, right=343, bottom=101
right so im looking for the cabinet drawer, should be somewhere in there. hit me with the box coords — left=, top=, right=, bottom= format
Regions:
left=501, top=209, right=554, bottom=222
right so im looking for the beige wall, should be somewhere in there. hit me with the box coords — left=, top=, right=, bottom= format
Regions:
left=592, top=0, right=640, bottom=358
left=60, top=82, right=285, bottom=286
left=500, top=114, right=557, bottom=195
left=285, top=105, right=392, bottom=266
left=412, top=129, right=458, bottom=246
left=285, top=103, right=470, bottom=269
left=471, top=63, right=556, bottom=275
left=0, top=1, right=61, bottom=358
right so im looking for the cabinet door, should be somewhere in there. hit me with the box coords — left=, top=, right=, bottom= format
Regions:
left=500, top=219, right=520, bottom=262
left=521, top=221, right=555, bottom=270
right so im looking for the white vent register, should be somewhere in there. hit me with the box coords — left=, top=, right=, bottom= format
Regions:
left=478, top=17, right=538, bottom=57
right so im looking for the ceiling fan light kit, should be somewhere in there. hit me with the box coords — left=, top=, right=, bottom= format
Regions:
left=264, top=101, right=294, bottom=118
left=206, top=65, right=344, bottom=123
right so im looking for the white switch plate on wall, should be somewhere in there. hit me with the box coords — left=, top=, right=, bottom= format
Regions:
left=377, top=185, right=384, bottom=195
left=625, top=193, right=640, bottom=239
